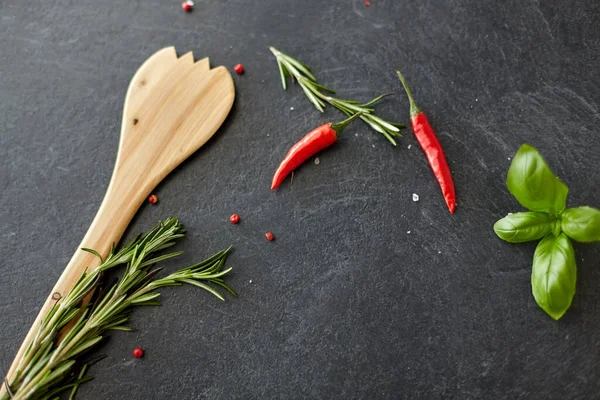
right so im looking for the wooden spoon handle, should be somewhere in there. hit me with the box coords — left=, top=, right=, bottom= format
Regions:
left=6, top=178, right=149, bottom=380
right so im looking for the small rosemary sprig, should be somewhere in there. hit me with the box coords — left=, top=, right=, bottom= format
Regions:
left=269, top=46, right=405, bottom=146
left=2, top=218, right=235, bottom=400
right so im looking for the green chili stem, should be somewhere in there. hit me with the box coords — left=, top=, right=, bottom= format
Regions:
left=330, top=112, right=362, bottom=136
left=396, top=70, right=421, bottom=117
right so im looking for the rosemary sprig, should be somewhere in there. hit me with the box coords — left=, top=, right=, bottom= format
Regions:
left=269, top=46, right=405, bottom=146
left=2, top=218, right=235, bottom=400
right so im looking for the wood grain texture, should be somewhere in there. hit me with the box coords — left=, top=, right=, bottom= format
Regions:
left=3, top=47, right=235, bottom=383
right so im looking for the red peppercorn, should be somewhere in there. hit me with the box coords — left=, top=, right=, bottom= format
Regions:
left=132, top=348, right=144, bottom=358
left=234, top=64, right=244, bottom=74
left=229, top=214, right=240, bottom=224
left=148, top=194, right=158, bottom=204
left=265, top=232, right=275, bottom=241
left=364, top=0, right=371, bottom=6
left=181, top=1, right=193, bottom=12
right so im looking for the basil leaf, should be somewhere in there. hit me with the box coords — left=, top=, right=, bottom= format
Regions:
left=493, top=212, right=553, bottom=243
left=561, top=206, right=600, bottom=242
left=531, top=233, right=576, bottom=320
left=506, top=144, right=569, bottom=213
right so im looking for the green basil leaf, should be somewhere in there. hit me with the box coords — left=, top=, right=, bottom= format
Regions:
left=493, top=212, right=553, bottom=243
left=506, top=144, right=569, bottom=213
left=561, top=206, right=600, bottom=242
left=531, top=233, right=576, bottom=320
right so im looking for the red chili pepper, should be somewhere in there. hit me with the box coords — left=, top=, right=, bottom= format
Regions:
left=397, top=71, right=456, bottom=214
left=271, top=112, right=361, bottom=190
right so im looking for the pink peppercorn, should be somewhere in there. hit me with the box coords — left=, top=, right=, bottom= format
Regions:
left=265, top=232, right=275, bottom=241
left=234, top=64, right=244, bottom=74
left=181, top=1, right=193, bottom=12
left=133, top=348, right=144, bottom=358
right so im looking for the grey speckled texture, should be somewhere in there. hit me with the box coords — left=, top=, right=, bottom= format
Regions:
left=2, top=0, right=600, bottom=399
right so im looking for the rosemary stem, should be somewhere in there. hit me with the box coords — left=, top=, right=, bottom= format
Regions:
left=17, top=309, right=60, bottom=374
left=5, top=219, right=236, bottom=399
left=12, top=367, right=49, bottom=400
left=16, top=297, right=117, bottom=398
left=272, top=47, right=404, bottom=146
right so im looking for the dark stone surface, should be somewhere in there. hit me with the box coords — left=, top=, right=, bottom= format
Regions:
left=1, top=0, right=600, bottom=398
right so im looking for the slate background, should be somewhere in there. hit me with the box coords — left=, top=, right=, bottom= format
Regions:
left=2, top=0, right=600, bottom=399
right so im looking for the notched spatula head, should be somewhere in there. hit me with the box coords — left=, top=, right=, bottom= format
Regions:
left=116, top=47, right=235, bottom=192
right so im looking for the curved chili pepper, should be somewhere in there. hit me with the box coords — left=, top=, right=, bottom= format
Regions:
left=397, top=71, right=456, bottom=214
left=271, top=112, right=361, bottom=190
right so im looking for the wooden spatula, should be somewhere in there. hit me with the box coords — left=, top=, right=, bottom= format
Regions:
left=5, top=47, right=235, bottom=380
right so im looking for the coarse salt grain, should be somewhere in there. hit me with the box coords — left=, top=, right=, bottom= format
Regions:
left=412, top=193, right=419, bottom=202
left=314, top=157, right=320, bottom=165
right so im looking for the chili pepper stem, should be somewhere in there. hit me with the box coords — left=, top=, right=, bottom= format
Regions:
left=396, top=71, right=421, bottom=117
left=330, top=112, right=362, bottom=136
